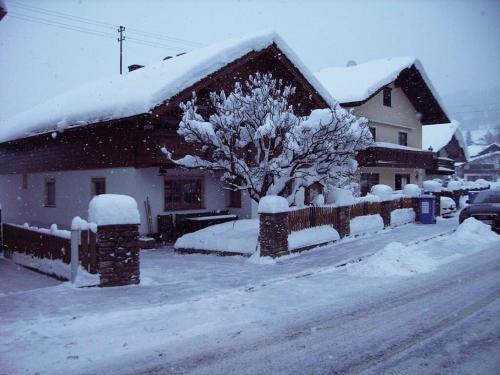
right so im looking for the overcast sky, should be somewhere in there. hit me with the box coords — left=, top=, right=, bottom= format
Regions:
left=1, top=0, right=499, bottom=126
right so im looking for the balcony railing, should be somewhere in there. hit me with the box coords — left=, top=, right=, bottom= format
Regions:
left=357, top=146, right=434, bottom=169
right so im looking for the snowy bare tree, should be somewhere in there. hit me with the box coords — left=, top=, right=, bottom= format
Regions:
left=162, top=73, right=372, bottom=203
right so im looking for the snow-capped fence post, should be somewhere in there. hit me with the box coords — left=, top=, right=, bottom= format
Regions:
left=432, top=192, right=441, bottom=217
left=88, top=194, right=141, bottom=287
left=70, top=229, right=80, bottom=283
left=258, top=196, right=289, bottom=258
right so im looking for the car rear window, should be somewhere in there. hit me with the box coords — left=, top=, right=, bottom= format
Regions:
left=472, top=191, right=500, bottom=204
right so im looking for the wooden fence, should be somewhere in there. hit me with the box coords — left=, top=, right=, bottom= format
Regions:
left=287, top=197, right=414, bottom=234
left=2, top=224, right=97, bottom=274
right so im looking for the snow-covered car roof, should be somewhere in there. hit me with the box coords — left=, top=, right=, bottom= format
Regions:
left=0, top=31, right=335, bottom=143
left=422, top=120, right=469, bottom=160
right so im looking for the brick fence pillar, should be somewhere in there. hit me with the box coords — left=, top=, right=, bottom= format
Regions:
left=96, top=224, right=140, bottom=287
left=411, top=197, right=421, bottom=223
left=380, top=201, right=392, bottom=227
left=337, top=206, right=350, bottom=238
left=259, top=212, right=289, bottom=258
left=432, top=192, right=442, bottom=217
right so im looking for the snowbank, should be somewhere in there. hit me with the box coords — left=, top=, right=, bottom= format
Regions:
left=350, top=214, right=384, bottom=236
left=88, top=194, right=140, bottom=226
left=371, top=184, right=393, bottom=201
left=347, top=242, right=437, bottom=277
left=391, top=208, right=416, bottom=226
left=454, top=218, right=498, bottom=244
left=423, top=180, right=442, bottom=193
left=175, top=219, right=258, bottom=254
left=288, top=225, right=339, bottom=250
left=11, top=253, right=99, bottom=286
left=402, top=184, right=421, bottom=197
left=258, top=195, right=289, bottom=214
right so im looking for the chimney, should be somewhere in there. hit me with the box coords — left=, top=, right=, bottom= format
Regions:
left=128, top=64, right=144, bottom=72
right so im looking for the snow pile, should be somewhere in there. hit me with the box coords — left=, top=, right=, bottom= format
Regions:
left=391, top=208, right=416, bottom=226
left=371, top=184, right=393, bottom=201
left=330, top=187, right=356, bottom=206
left=288, top=225, right=340, bottom=250
left=88, top=194, right=140, bottom=226
left=175, top=219, right=258, bottom=254
left=15, top=223, right=70, bottom=239
left=0, top=31, right=336, bottom=143
left=258, top=195, right=289, bottom=214
left=423, top=180, right=442, bottom=192
left=454, top=218, right=499, bottom=244
left=350, top=214, right=384, bottom=236
left=402, top=184, right=421, bottom=197
left=11, top=253, right=99, bottom=285
left=475, top=179, right=490, bottom=189
left=447, top=180, right=463, bottom=191
left=312, top=194, right=325, bottom=206
left=347, top=242, right=437, bottom=277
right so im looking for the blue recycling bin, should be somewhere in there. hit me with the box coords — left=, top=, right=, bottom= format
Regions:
left=419, top=195, right=436, bottom=224
left=468, top=191, right=479, bottom=204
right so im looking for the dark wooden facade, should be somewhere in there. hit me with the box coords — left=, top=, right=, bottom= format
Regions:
left=357, top=146, right=434, bottom=169
left=0, top=44, right=329, bottom=175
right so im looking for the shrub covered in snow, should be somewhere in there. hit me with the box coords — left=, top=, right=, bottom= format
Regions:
left=164, top=73, right=372, bottom=203
left=312, top=194, right=325, bottom=206
left=330, top=187, right=356, bottom=206
left=402, top=184, right=421, bottom=197
left=258, top=195, right=289, bottom=214
left=370, top=184, right=393, bottom=201
left=447, top=180, right=463, bottom=191
left=88, top=194, right=140, bottom=226
left=423, top=180, right=442, bottom=193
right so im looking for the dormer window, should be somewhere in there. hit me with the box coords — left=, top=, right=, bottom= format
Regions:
left=383, top=87, right=392, bottom=107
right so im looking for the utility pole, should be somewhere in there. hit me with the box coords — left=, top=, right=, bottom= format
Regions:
left=117, top=26, right=125, bottom=74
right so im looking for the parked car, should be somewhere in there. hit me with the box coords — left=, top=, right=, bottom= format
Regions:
left=440, top=196, right=456, bottom=218
left=459, top=190, right=500, bottom=233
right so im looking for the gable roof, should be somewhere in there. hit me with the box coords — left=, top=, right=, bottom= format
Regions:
left=476, top=142, right=500, bottom=156
left=422, top=120, right=469, bottom=160
left=0, top=31, right=335, bottom=143
left=314, top=57, right=450, bottom=125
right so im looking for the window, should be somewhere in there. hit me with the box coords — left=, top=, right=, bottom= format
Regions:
left=360, top=173, right=379, bottom=196
left=398, top=132, right=408, bottom=146
left=383, top=87, right=392, bottom=107
left=395, top=174, right=411, bottom=191
left=164, top=178, right=203, bottom=211
left=44, top=177, right=56, bottom=207
left=91, top=178, right=106, bottom=197
left=229, top=189, right=242, bottom=208
left=22, top=174, right=28, bottom=190
left=369, top=126, right=376, bottom=141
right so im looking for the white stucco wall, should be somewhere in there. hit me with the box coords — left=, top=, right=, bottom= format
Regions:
left=0, top=167, right=254, bottom=235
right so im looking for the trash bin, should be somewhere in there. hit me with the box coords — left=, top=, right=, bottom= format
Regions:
left=419, top=195, right=436, bottom=224
left=468, top=191, right=479, bottom=204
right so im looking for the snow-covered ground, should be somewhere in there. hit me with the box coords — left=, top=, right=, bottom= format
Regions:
left=1, top=217, right=499, bottom=374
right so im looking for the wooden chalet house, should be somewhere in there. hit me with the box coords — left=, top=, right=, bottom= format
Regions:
left=0, top=32, right=339, bottom=236
left=422, top=120, right=468, bottom=180
left=315, top=58, right=450, bottom=194
left=456, top=143, right=500, bottom=182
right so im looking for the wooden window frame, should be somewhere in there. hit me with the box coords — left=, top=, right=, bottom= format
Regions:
left=383, top=87, right=392, bottom=107
left=44, top=177, right=56, bottom=208
left=91, top=177, right=106, bottom=197
left=164, top=177, right=204, bottom=211
left=398, top=131, right=408, bottom=146
left=395, top=173, right=411, bottom=191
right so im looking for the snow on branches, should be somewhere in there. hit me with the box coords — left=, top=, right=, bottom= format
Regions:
left=163, top=73, right=373, bottom=202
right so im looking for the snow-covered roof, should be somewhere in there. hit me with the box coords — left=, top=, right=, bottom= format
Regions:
left=422, top=120, right=469, bottom=160
left=314, top=57, right=449, bottom=124
left=469, top=150, right=500, bottom=162
left=467, top=144, right=487, bottom=158
left=0, top=31, right=335, bottom=143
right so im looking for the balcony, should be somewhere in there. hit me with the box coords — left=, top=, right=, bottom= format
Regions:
left=426, top=156, right=455, bottom=176
left=357, top=144, right=434, bottom=169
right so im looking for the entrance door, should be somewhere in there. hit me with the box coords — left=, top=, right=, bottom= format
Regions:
left=395, top=174, right=411, bottom=191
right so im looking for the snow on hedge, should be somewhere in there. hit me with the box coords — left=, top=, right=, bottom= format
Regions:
left=447, top=180, right=463, bottom=192
left=288, top=225, right=339, bottom=250
left=370, top=184, right=393, bottom=201
left=0, top=31, right=336, bottom=143
left=12, top=223, right=71, bottom=239
left=88, top=194, right=140, bottom=226
left=175, top=219, right=258, bottom=254
left=423, top=180, right=442, bottom=192
left=258, top=195, right=289, bottom=214
left=350, top=214, right=384, bottom=236
left=390, top=208, right=416, bottom=226
left=402, top=184, right=421, bottom=197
